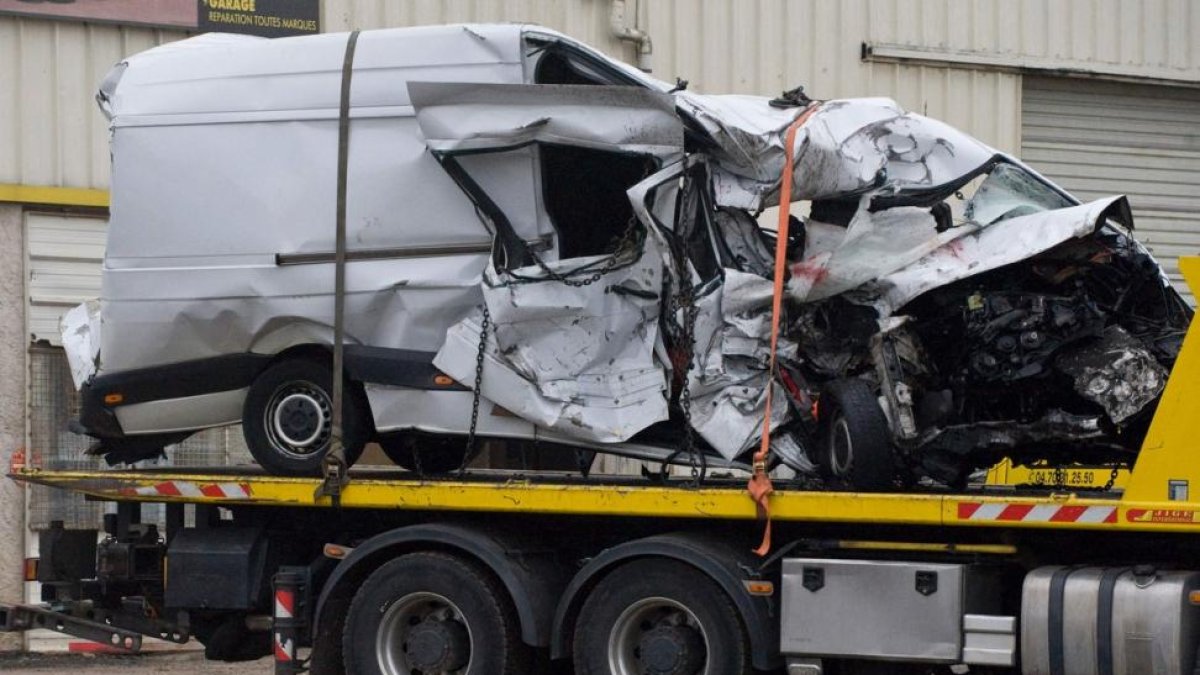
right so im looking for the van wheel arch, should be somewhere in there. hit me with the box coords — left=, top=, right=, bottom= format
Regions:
left=242, top=354, right=371, bottom=476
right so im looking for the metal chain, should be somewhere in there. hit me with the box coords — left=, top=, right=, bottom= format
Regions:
left=659, top=184, right=705, bottom=487
left=521, top=216, right=643, bottom=288
left=460, top=304, right=491, bottom=477
left=677, top=279, right=703, bottom=486
left=1102, top=464, right=1121, bottom=492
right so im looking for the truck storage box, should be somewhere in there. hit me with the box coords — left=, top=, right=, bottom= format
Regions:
left=780, top=558, right=1003, bottom=663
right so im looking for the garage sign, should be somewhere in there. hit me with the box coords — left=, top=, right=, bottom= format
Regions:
left=198, top=0, right=319, bottom=37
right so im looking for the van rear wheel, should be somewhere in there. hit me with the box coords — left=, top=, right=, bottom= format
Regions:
left=242, top=357, right=368, bottom=476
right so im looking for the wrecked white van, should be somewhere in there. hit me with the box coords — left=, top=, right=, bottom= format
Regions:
left=65, top=24, right=1191, bottom=487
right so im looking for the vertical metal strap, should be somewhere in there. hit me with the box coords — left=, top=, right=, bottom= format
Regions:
left=1047, top=566, right=1075, bottom=675
left=318, top=30, right=360, bottom=501
left=1095, top=567, right=1127, bottom=675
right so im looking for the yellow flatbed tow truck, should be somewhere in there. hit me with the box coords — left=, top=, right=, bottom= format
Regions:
left=6, top=262, right=1200, bottom=675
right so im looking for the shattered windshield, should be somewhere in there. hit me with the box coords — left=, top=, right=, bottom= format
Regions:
left=961, top=162, right=1074, bottom=226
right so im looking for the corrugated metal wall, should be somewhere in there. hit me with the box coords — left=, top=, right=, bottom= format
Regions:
left=0, top=19, right=183, bottom=190
left=1022, top=76, right=1200, bottom=302
left=917, top=0, right=1199, bottom=79
left=4, top=0, right=1198, bottom=193
left=24, top=212, right=105, bottom=344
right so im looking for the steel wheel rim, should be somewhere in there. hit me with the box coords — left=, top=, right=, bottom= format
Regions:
left=607, top=596, right=709, bottom=675
left=264, top=381, right=332, bottom=459
left=830, top=416, right=853, bottom=476
left=376, top=591, right=473, bottom=675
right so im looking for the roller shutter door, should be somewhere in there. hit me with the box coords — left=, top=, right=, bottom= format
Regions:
left=25, top=212, right=107, bottom=345
left=1022, top=76, right=1200, bottom=304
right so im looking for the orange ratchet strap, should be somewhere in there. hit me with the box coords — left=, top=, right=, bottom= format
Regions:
left=749, top=104, right=820, bottom=557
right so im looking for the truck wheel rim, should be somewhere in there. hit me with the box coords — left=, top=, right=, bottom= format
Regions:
left=607, top=596, right=709, bottom=675
left=830, top=416, right=853, bottom=476
left=376, top=591, right=472, bottom=675
left=265, top=382, right=331, bottom=458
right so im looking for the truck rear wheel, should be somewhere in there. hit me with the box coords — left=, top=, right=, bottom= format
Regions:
left=242, top=357, right=368, bottom=476
left=817, top=379, right=895, bottom=491
left=572, top=558, right=752, bottom=675
left=343, top=551, right=530, bottom=675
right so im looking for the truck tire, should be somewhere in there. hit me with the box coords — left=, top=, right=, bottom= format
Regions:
left=573, top=558, right=752, bottom=675
left=242, top=357, right=368, bottom=476
left=343, top=551, right=531, bottom=675
left=380, top=435, right=474, bottom=475
left=190, top=612, right=270, bottom=662
left=817, top=379, right=895, bottom=491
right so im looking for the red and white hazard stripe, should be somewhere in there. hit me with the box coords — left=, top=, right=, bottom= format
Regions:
left=958, top=502, right=1117, bottom=524
left=274, top=587, right=296, bottom=663
left=121, top=481, right=252, bottom=500
left=274, top=633, right=295, bottom=663
left=275, top=588, right=295, bottom=620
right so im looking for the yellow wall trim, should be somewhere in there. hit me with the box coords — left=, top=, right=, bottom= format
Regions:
left=0, top=184, right=109, bottom=208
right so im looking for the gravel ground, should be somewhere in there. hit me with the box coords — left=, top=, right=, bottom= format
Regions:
left=0, top=652, right=274, bottom=674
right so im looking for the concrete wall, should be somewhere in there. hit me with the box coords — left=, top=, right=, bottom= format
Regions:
left=0, top=203, right=25, bottom=651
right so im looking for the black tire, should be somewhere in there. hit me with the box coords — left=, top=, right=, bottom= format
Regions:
left=189, top=612, right=270, bottom=662
left=572, top=558, right=752, bottom=675
left=380, top=434, right=474, bottom=475
left=343, top=551, right=531, bottom=675
left=242, top=356, right=369, bottom=476
left=817, top=379, right=895, bottom=491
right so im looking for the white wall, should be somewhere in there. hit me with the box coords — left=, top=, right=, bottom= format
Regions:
left=0, top=203, right=25, bottom=651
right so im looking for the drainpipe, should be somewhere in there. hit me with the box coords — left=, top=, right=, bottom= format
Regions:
left=610, top=0, right=653, bottom=72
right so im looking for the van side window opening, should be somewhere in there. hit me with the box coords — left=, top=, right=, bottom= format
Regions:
left=530, top=43, right=640, bottom=86
left=540, top=145, right=656, bottom=260
left=673, top=165, right=721, bottom=284
left=534, top=48, right=606, bottom=85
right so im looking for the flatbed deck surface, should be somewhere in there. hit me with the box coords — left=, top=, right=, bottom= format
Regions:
left=13, top=466, right=1200, bottom=534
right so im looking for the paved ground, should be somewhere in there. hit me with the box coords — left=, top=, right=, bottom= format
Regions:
left=0, top=652, right=274, bottom=674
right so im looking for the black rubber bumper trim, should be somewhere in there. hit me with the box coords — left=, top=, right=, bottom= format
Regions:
left=343, top=345, right=468, bottom=391
left=76, top=353, right=274, bottom=439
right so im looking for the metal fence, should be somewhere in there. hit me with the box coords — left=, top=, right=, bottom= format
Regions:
left=26, top=346, right=253, bottom=530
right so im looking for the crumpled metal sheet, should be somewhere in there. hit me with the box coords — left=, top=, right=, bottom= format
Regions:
left=61, top=300, right=102, bottom=389
left=713, top=208, right=775, bottom=278
left=787, top=203, right=960, bottom=303
left=857, top=195, right=1132, bottom=316
left=1056, top=325, right=1167, bottom=424
left=410, top=82, right=684, bottom=158
left=678, top=94, right=995, bottom=210
left=432, top=237, right=670, bottom=444
left=686, top=269, right=794, bottom=460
